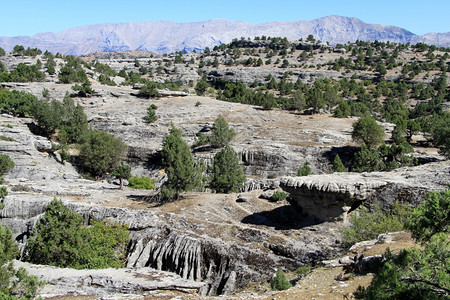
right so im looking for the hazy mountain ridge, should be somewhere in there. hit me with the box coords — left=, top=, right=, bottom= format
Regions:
left=0, top=16, right=449, bottom=55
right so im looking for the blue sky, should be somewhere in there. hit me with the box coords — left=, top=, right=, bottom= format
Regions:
left=1, top=0, right=449, bottom=37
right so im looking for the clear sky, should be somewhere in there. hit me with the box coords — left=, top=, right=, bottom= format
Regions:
left=1, top=0, right=449, bottom=37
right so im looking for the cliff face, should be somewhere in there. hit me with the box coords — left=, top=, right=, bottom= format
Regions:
left=0, top=16, right=448, bottom=55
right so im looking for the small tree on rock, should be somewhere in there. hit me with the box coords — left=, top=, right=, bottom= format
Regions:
left=297, top=161, right=312, bottom=176
left=111, top=161, right=131, bottom=189
left=332, top=154, right=346, bottom=172
left=209, top=115, right=236, bottom=148
left=79, top=130, right=127, bottom=178
left=0, top=154, right=14, bottom=182
left=210, top=145, right=246, bottom=193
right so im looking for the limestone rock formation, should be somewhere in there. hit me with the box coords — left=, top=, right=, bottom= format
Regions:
left=280, top=161, right=450, bottom=222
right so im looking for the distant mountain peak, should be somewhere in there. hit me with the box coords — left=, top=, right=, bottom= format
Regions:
left=0, top=16, right=448, bottom=55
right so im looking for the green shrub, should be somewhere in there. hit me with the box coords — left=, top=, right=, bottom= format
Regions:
left=0, top=154, right=14, bottom=178
left=271, top=190, right=287, bottom=201
left=295, top=266, right=311, bottom=276
left=406, top=189, right=449, bottom=242
left=271, top=268, right=292, bottom=291
left=145, top=106, right=158, bottom=123
left=332, top=154, right=346, bottom=172
left=128, top=176, right=154, bottom=190
left=210, top=145, right=246, bottom=193
left=297, top=161, right=312, bottom=176
left=209, top=115, right=236, bottom=148
left=79, top=130, right=127, bottom=178
left=0, top=223, right=44, bottom=299
left=24, top=198, right=129, bottom=269
left=340, top=202, right=410, bottom=248
left=0, top=88, right=37, bottom=117
left=356, top=190, right=450, bottom=299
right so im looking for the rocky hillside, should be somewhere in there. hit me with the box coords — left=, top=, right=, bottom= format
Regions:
left=1, top=16, right=449, bottom=55
left=0, top=38, right=449, bottom=298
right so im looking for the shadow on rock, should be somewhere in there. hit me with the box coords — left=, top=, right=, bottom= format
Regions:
left=241, top=204, right=320, bottom=230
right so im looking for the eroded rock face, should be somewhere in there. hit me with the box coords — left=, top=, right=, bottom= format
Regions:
left=280, top=161, right=450, bottom=222
left=127, top=227, right=300, bottom=295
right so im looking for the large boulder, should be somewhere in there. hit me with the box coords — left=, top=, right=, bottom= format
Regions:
left=280, top=161, right=450, bottom=222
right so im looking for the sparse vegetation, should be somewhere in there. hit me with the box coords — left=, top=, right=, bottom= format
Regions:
left=355, top=189, right=450, bottom=299
left=340, top=202, right=411, bottom=248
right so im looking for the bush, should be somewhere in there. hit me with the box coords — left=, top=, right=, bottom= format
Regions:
left=406, top=189, right=449, bottom=242
left=271, top=190, right=287, bottom=201
left=0, top=224, right=44, bottom=299
left=79, top=130, right=127, bottom=178
left=340, top=202, right=410, bottom=248
left=145, top=106, right=158, bottom=123
left=128, top=176, right=155, bottom=190
left=23, top=198, right=129, bottom=269
left=0, top=88, right=37, bottom=117
left=0, top=154, right=14, bottom=177
left=271, top=268, right=292, bottom=291
left=295, top=266, right=311, bottom=276
left=332, top=154, right=346, bottom=172
left=297, top=161, right=312, bottom=176
left=161, top=125, right=202, bottom=199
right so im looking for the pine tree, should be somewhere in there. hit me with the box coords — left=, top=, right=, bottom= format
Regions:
left=209, top=115, right=236, bottom=148
left=210, top=145, right=246, bottom=193
left=352, top=116, right=385, bottom=148
left=161, top=124, right=201, bottom=200
left=271, top=268, right=292, bottom=291
left=79, top=130, right=127, bottom=178
left=332, top=154, right=346, bottom=172
left=297, top=161, right=312, bottom=176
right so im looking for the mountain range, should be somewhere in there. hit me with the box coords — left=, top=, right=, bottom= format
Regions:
left=1, top=16, right=449, bottom=55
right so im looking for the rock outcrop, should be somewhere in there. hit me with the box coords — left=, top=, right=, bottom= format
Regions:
left=15, top=260, right=204, bottom=297
left=280, top=161, right=450, bottom=222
